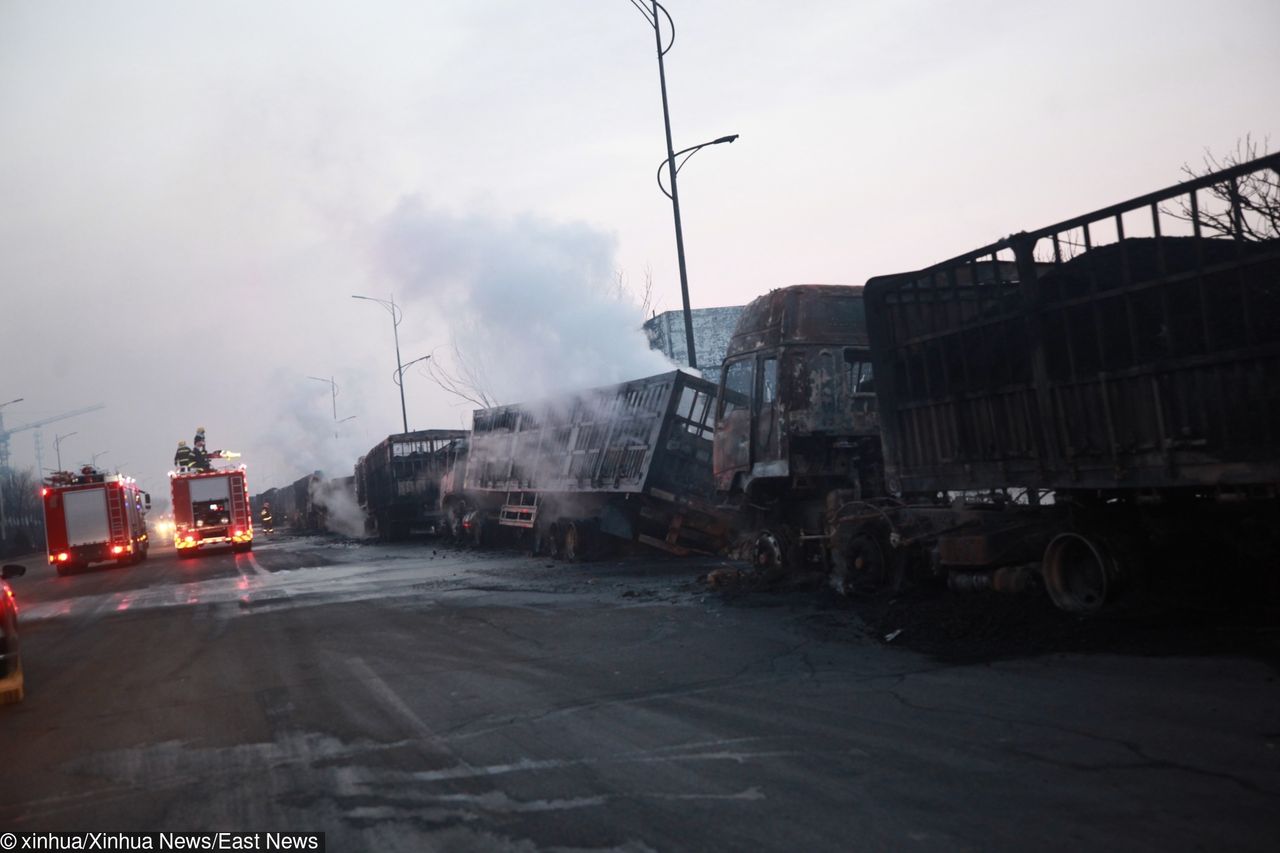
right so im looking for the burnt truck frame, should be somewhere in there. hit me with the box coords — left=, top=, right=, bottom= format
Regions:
left=716, top=153, right=1280, bottom=613
left=442, top=370, right=729, bottom=560
left=864, top=152, right=1280, bottom=611
left=356, top=430, right=468, bottom=540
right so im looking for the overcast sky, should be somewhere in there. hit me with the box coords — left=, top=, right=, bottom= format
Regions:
left=1, top=0, right=1276, bottom=501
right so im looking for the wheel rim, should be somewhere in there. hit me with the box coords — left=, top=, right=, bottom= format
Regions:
left=563, top=523, right=580, bottom=562
left=841, top=535, right=887, bottom=595
left=753, top=531, right=787, bottom=574
left=1043, top=533, right=1111, bottom=615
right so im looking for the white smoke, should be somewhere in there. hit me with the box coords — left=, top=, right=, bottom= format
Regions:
left=245, top=367, right=372, bottom=495
left=308, top=476, right=368, bottom=538
left=373, top=198, right=674, bottom=406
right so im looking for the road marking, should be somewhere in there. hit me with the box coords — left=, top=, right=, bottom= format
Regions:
left=345, top=656, right=440, bottom=742
left=246, top=552, right=268, bottom=576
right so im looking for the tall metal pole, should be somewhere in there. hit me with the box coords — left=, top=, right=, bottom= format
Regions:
left=391, top=295, right=409, bottom=433
left=353, top=295, right=410, bottom=434
left=55, top=431, right=76, bottom=471
left=652, top=0, right=697, bottom=370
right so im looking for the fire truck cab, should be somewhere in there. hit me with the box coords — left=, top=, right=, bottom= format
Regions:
left=170, top=467, right=253, bottom=556
left=43, top=468, right=151, bottom=575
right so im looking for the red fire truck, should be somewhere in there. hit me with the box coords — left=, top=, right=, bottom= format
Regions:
left=43, top=468, right=152, bottom=575
left=170, top=466, right=253, bottom=557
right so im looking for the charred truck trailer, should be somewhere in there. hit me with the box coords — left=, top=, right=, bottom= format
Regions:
left=443, top=370, right=729, bottom=559
left=862, top=153, right=1280, bottom=612
left=356, top=430, right=468, bottom=540
left=717, top=153, right=1280, bottom=613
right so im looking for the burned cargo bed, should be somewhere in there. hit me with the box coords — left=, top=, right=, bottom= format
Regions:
left=865, top=153, right=1280, bottom=497
left=357, top=430, right=468, bottom=540
left=458, top=370, right=730, bottom=556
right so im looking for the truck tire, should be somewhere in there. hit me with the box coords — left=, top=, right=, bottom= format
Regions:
left=1042, top=532, right=1127, bottom=616
left=465, top=511, right=488, bottom=548
left=829, top=523, right=895, bottom=596
left=751, top=529, right=798, bottom=580
left=562, top=520, right=596, bottom=563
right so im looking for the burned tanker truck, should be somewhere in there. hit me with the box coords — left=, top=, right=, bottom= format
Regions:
left=715, top=153, right=1280, bottom=613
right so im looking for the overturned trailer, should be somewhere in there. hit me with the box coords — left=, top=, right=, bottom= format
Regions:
left=356, top=430, right=468, bottom=540
left=860, top=152, right=1280, bottom=611
left=444, top=370, right=731, bottom=559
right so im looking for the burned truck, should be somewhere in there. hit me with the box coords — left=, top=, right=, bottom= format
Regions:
left=717, top=152, right=1280, bottom=613
left=356, top=430, right=468, bottom=540
left=441, top=370, right=729, bottom=559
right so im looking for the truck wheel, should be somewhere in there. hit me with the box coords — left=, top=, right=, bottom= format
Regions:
left=466, top=512, right=488, bottom=549
left=1042, top=532, right=1118, bottom=616
left=562, top=520, right=591, bottom=562
left=830, top=525, right=894, bottom=596
left=751, top=529, right=796, bottom=579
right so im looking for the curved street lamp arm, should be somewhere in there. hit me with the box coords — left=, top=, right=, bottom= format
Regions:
left=351, top=294, right=402, bottom=327
left=654, top=1, right=675, bottom=55
left=656, top=134, right=739, bottom=199
left=626, top=0, right=674, bottom=54
left=392, top=355, right=431, bottom=387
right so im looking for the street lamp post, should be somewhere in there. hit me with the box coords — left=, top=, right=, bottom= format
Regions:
left=0, top=398, right=18, bottom=545
left=309, top=375, right=360, bottom=438
left=655, top=135, right=739, bottom=364
left=308, top=376, right=339, bottom=421
left=352, top=295, right=409, bottom=433
left=55, top=431, right=77, bottom=471
left=631, top=1, right=736, bottom=370
left=91, top=450, right=109, bottom=468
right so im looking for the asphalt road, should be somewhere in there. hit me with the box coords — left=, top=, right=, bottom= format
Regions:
left=1, top=534, right=1277, bottom=851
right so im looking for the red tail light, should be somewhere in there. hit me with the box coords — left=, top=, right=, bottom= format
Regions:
left=111, top=545, right=125, bottom=554
left=58, top=552, right=69, bottom=562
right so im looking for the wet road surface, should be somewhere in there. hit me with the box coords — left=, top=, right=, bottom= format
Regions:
left=1, top=535, right=1277, bottom=851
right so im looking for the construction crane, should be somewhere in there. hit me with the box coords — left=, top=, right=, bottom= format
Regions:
left=0, top=404, right=106, bottom=471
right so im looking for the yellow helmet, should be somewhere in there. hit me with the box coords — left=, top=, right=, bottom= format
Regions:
left=178, top=439, right=187, bottom=446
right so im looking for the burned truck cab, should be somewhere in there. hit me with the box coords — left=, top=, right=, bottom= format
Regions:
left=713, top=285, right=881, bottom=503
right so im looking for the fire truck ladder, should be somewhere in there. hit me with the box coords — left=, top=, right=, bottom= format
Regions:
left=106, top=486, right=126, bottom=542
left=499, top=491, right=538, bottom=528
left=229, top=474, right=248, bottom=530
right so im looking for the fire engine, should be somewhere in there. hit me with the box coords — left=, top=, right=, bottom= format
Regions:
left=170, top=464, right=253, bottom=556
left=43, top=467, right=151, bottom=575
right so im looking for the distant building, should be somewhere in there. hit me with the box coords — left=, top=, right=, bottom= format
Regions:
left=643, top=305, right=745, bottom=382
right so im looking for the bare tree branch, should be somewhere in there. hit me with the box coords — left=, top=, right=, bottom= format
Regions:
left=1167, top=134, right=1278, bottom=240
left=421, top=340, right=500, bottom=410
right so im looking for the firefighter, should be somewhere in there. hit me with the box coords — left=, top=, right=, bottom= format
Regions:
left=193, top=426, right=206, bottom=447
left=174, top=440, right=195, bottom=470
left=260, top=502, right=274, bottom=533
left=191, top=440, right=213, bottom=472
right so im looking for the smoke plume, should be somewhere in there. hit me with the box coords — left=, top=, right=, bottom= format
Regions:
left=308, top=476, right=368, bottom=539
left=374, top=198, right=673, bottom=406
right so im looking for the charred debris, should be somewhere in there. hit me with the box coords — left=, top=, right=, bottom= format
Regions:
left=252, top=153, right=1280, bottom=620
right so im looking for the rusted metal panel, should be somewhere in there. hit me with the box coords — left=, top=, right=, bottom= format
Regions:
left=464, top=371, right=719, bottom=501
left=866, top=153, right=1280, bottom=496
